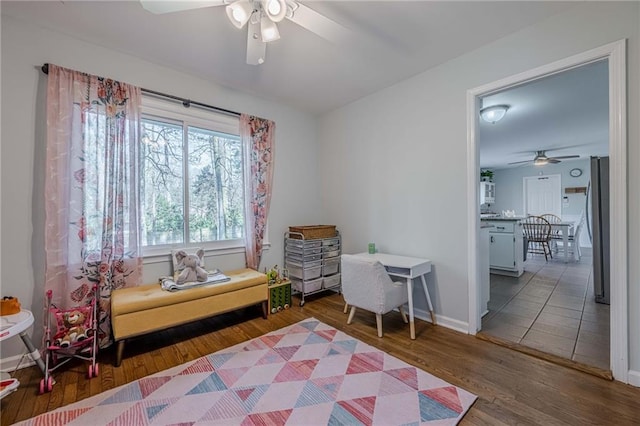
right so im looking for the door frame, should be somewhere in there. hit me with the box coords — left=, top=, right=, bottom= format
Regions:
left=466, top=40, right=628, bottom=382
left=523, top=174, right=562, bottom=217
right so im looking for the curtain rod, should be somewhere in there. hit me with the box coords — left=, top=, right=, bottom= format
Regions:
left=40, top=63, right=241, bottom=118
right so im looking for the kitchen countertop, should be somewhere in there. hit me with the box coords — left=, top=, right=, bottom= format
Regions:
left=480, top=216, right=526, bottom=221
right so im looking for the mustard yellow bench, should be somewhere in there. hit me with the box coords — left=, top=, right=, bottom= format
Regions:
left=111, top=268, right=267, bottom=366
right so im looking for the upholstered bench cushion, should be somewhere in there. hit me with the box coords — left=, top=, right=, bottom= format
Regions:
left=111, top=268, right=267, bottom=365
left=112, top=268, right=266, bottom=317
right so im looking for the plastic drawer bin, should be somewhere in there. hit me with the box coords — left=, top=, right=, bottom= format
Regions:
left=323, top=258, right=340, bottom=276
left=286, top=253, right=322, bottom=263
left=286, top=259, right=322, bottom=269
left=286, top=239, right=322, bottom=249
left=322, top=237, right=340, bottom=246
left=324, top=248, right=340, bottom=258
left=291, top=277, right=323, bottom=294
left=287, top=263, right=322, bottom=281
left=287, top=245, right=322, bottom=256
left=323, top=273, right=341, bottom=289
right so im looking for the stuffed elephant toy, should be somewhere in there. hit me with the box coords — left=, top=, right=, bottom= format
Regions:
left=175, top=249, right=208, bottom=284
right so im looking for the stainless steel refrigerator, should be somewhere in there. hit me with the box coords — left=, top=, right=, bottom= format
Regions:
left=587, top=156, right=610, bottom=304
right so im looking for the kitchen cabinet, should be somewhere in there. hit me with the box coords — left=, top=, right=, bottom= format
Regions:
left=484, top=218, right=524, bottom=277
left=480, top=181, right=495, bottom=205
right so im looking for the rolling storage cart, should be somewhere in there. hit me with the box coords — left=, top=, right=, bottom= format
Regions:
left=285, top=227, right=341, bottom=306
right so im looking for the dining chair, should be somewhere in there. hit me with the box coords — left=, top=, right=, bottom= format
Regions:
left=557, top=215, right=584, bottom=261
left=522, top=216, right=553, bottom=261
left=341, top=254, right=409, bottom=337
left=541, top=213, right=562, bottom=252
left=568, top=219, right=584, bottom=260
left=540, top=213, right=562, bottom=224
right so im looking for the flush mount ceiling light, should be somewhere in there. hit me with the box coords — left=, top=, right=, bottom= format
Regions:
left=480, top=104, right=509, bottom=124
left=140, top=0, right=353, bottom=66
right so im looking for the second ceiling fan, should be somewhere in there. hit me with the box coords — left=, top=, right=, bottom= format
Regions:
left=509, top=150, right=580, bottom=166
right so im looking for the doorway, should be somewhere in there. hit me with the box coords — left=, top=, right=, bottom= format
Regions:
left=466, top=40, right=628, bottom=381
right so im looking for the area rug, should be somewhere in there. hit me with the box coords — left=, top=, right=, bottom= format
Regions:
left=18, top=318, right=476, bottom=425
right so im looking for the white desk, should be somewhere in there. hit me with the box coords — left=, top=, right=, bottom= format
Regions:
left=354, top=252, right=433, bottom=339
left=551, top=222, right=576, bottom=263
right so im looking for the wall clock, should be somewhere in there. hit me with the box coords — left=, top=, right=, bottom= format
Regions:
left=570, top=168, right=582, bottom=177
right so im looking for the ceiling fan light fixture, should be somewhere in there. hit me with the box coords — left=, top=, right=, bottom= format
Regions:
left=480, top=104, right=509, bottom=124
left=260, top=15, right=280, bottom=42
left=263, top=0, right=286, bottom=22
left=226, top=0, right=253, bottom=29
left=534, top=158, right=549, bottom=166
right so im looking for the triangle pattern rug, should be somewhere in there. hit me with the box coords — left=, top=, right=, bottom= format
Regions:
left=18, top=318, right=477, bottom=425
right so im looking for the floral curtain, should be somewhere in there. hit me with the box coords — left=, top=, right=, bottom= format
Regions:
left=241, top=114, right=275, bottom=270
left=45, top=64, right=142, bottom=348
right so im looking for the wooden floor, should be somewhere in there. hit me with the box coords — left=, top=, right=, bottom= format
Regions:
left=2, top=292, right=639, bottom=425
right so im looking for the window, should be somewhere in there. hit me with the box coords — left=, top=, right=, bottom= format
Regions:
left=140, top=97, right=244, bottom=252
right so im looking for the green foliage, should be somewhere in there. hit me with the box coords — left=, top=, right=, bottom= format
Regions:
left=140, top=117, right=245, bottom=246
left=480, top=169, right=494, bottom=179
left=150, top=195, right=183, bottom=232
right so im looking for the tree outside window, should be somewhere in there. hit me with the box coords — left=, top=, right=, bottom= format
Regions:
left=140, top=116, right=244, bottom=248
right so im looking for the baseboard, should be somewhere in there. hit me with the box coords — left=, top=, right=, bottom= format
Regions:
left=412, top=306, right=469, bottom=334
left=0, top=353, right=36, bottom=373
left=627, top=369, right=640, bottom=387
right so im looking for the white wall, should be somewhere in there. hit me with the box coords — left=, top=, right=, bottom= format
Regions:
left=0, top=15, right=323, bottom=363
left=317, top=2, right=639, bottom=375
left=2, top=2, right=639, bottom=383
left=492, top=159, right=592, bottom=247
left=492, top=159, right=590, bottom=216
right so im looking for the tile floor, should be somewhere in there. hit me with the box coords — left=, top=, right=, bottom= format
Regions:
left=481, top=247, right=610, bottom=370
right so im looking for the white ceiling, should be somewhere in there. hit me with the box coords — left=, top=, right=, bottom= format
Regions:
left=2, top=0, right=577, bottom=116
left=479, top=60, right=609, bottom=170
left=3, top=1, right=605, bottom=168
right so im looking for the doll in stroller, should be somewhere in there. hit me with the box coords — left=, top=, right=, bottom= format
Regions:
left=40, top=287, right=99, bottom=393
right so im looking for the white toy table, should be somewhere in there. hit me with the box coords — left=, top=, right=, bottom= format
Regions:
left=0, top=310, right=44, bottom=399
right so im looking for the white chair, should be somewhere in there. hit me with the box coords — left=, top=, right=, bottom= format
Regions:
left=570, top=220, right=584, bottom=260
left=553, top=216, right=584, bottom=261
left=341, top=254, right=409, bottom=337
left=566, top=217, right=584, bottom=261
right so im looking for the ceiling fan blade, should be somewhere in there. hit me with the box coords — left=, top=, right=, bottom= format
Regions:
left=507, top=159, right=534, bottom=165
left=550, top=155, right=580, bottom=160
left=246, top=19, right=267, bottom=65
left=548, top=158, right=562, bottom=164
left=286, top=2, right=351, bottom=44
left=140, top=0, right=225, bottom=14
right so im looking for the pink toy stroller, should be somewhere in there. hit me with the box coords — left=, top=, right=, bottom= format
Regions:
left=40, top=286, right=100, bottom=393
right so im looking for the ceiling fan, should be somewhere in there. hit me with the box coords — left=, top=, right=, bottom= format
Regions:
left=508, top=150, right=580, bottom=166
left=140, top=0, right=351, bottom=65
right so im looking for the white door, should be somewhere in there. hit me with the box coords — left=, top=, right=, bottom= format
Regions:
left=523, top=175, right=561, bottom=217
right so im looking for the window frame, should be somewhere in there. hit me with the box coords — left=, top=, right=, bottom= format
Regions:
left=140, top=95, right=246, bottom=260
